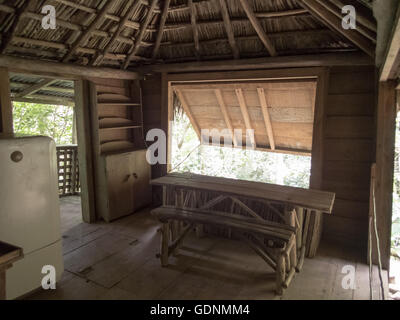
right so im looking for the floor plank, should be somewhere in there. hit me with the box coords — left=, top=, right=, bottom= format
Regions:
left=26, top=196, right=388, bottom=300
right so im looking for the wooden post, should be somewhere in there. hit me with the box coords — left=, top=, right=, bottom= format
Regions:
left=372, top=81, right=397, bottom=269
left=0, top=67, right=13, bottom=137
left=307, top=68, right=330, bottom=257
left=74, top=80, right=96, bottom=223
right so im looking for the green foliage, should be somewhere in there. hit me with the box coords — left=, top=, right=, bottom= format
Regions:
left=171, top=110, right=311, bottom=189
left=13, top=102, right=74, bottom=145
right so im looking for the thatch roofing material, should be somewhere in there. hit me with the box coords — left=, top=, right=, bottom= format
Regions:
left=9, top=73, right=74, bottom=105
left=0, top=0, right=376, bottom=69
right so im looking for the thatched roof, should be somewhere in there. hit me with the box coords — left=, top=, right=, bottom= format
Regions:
left=0, top=0, right=376, bottom=69
left=9, top=73, right=74, bottom=105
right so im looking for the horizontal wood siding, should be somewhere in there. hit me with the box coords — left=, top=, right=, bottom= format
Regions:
left=322, top=66, right=376, bottom=250
left=142, top=74, right=163, bottom=205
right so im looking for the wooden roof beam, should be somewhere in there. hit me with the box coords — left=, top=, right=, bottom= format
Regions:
left=380, top=2, right=400, bottom=81
left=298, top=0, right=375, bottom=57
left=239, top=0, right=276, bottom=57
left=329, top=0, right=377, bottom=32
left=62, top=0, right=116, bottom=63
left=214, top=89, right=238, bottom=147
left=92, top=0, right=142, bottom=66
left=123, top=0, right=158, bottom=69
left=174, top=89, right=201, bottom=139
left=235, top=88, right=256, bottom=148
left=0, top=4, right=309, bottom=34
left=11, top=81, right=74, bottom=94
left=315, top=0, right=376, bottom=43
left=15, top=78, right=57, bottom=98
left=0, top=0, right=35, bottom=54
left=0, top=54, right=141, bottom=80
left=257, top=88, right=275, bottom=151
left=12, top=96, right=74, bottom=106
left=189, top=0, right=201, bottom=60
left=218, top=0, right=239, bottom=59
left=152, top=0, right=171, bottom=60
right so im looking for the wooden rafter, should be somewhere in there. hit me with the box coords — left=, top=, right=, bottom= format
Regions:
left=15, top=78, right=57, bottom=98
left=257, top=88, right=275, bottom=151
left=0, top=4, right=310, bottom=35
left=315, top=0, right=376, bottom=43
left=218, top=0, right=239, bottom=59
left=152, top=0, right=171, bottom=59
left=174, top=88, right=201, bottom=140
left=0, top=0, right=34, bottom=54
left=239, top=0, right=276, bottom=57
left=214, top=89, right=238, bottom=147
left=235, top=88, right=256, bottom=148
left=62, top=0, right=116, bottom=63
left=329, top=0, right=377, bottom=32
left=298, top=0, right=375, bottom=57
left=92, top=0, right=142, bottom=66
left=380, top=2, right=400, bottom=81
left=123, top=0, right=158, bottom=69
left=12, top=95, right=74, bottom=106
left=189, top=0, right=200, bottom=59
left=11, top=82, right=74, bottom=95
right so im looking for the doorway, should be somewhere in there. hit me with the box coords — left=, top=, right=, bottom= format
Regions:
left=10, top=72, right=84, bottom=231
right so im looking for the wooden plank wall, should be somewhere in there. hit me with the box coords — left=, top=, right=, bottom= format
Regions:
left=322, top=66, right=377, bottom=250
left=142, top=66, right=378, bottom=251
left=141, top=74, right=163, bottom=204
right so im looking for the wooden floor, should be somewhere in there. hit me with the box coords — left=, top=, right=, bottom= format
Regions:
left=27, top=196, right=387, bottom=300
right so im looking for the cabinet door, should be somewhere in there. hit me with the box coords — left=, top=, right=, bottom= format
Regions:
left=132, top=150, right=152, bottom=210
left=105, top=153, right=135, bottom=221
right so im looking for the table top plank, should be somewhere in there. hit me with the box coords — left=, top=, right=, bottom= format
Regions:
left=151, top=173, right=335, bottom=213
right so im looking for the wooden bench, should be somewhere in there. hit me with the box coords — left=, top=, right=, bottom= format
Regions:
left=152, top=206, right=298, bottom=295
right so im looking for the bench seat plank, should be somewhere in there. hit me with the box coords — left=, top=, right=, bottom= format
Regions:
left=152, top=206, right=294, bottom=242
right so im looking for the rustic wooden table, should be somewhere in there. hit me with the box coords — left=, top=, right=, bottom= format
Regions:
left=0, top=241, right=23, bottom=300
left=151, top=173, right=335, bottom=275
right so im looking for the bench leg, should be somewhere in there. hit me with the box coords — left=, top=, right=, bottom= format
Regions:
left=276, top=252, right=286, bottom=295
left=160, top=222, right=169, bottom=267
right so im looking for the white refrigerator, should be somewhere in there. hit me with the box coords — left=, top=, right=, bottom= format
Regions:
left=0, top=136, right=64, bottom=299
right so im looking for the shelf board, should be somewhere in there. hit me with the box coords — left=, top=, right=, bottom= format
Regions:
left=101, top=146, right=145, bottom=156
left=97, top=102, right=141, bottom=106
left=99, top=125, right=142, bottom=131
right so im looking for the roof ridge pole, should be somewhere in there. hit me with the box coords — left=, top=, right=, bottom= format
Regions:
left=218, top=0, right=240, bottom=59
left=0, top=0, right=36, bottom=54
left=239, top=0, right=277, bottom=56
left=122, top=0, right=158, bottom=69
left=151, top=0, right=171, bottom=60
left=91, top=0, right=142, bottom=66
left=62, top=0, right=116, bottom=63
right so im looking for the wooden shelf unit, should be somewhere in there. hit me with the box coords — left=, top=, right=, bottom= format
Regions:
left=90, top=80, right=146, bottom=156
left=89, top=79, right=151, bottom=223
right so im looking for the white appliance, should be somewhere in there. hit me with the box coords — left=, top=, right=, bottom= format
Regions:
left=0, top=136, right=64, bottom=299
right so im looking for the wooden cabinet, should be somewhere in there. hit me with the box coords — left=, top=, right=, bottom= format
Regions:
left=97, top=150, right=151, bottom=222
left=89, top=79, right=151, bottom=222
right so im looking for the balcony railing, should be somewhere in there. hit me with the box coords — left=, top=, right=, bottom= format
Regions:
left=56, top=145, right=80, bottom=197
